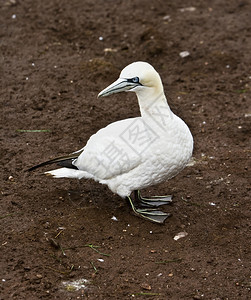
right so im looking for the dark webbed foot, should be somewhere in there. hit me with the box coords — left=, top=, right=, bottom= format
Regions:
left=127, top=196, right=170, bottom=223
left=135, top=190, right=172, bottom=208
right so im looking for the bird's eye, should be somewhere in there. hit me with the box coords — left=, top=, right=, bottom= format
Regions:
left=128, top=77, right=140, bottom=84
left=131, top=77, right=139, bottom=83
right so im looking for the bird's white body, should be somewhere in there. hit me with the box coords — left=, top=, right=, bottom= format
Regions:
left=46, top=62, right=193, bottom=198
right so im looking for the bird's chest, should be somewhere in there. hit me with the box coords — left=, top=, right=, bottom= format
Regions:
left=144, top=127, right=192, bottom=176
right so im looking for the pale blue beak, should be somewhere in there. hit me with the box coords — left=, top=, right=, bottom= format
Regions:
left=98, top=78, right=139, bottom=98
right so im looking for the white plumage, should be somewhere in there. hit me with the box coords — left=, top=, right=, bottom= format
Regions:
left=31, top=62, right=193, bottom=223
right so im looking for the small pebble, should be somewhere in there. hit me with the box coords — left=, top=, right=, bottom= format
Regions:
left=179, top=51, right=190, bottom=58
left=163, top=15, right=171, bottom=20
left=174, top=231, right=188, bottom=241
left=140, top=283, right=151, bottom=290
left=179, top=7, right=196, bottom=12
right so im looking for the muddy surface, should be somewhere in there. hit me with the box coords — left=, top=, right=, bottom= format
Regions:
left=1, top=0, right=250, bottom=299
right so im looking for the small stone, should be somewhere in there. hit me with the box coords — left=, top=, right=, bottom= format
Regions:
left=36, top=274, right=43, bottom=279
left=111, top=216, right=118, bottom=221
left=8, top=175, right=14, bottom=181
left=179, top=7, right=196, bottom=12
left=140, top=283, right=151, bottom=290
left=43, top=222, right=50, bottom=229
left=179, top=51, right=190, bottom=58
left=104, top=48, right=117, bottom=53
left=173, top=231, right=188, bottom=241
left=163, top=15, right=171, bottom=20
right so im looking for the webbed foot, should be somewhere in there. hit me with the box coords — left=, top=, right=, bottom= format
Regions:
left=127, top=195, right=171, bottom=224
left=135, top=190, right=172, bottom=208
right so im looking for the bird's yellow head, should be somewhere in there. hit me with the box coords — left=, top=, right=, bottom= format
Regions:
left=98, top=62, right=163, bottom=98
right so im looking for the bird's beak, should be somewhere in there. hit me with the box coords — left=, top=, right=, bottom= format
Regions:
left=98, top=78, right=137, bottom=98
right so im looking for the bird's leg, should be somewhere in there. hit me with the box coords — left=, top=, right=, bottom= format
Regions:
left=135, top=190, right=172, bottom=208
left=127, top=195, right=170, bottom=224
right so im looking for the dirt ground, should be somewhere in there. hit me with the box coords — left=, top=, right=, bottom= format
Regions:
left=1, top=0, right=250, bottom=299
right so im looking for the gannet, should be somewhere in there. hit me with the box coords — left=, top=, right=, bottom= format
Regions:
left=29, top=62, right=193, bottom=223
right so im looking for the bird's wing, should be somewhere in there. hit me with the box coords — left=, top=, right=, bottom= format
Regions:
left=74, top=117, right=156, bottom=180
left=28, top=117, right=157, bottom=180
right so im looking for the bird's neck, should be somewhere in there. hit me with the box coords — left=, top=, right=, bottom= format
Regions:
left=136, top=88, right=173, bottom=129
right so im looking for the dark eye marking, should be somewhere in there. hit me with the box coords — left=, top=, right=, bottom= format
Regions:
left=127, top=77, right=141, bottom=84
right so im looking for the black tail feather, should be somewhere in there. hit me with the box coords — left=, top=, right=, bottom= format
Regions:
left=57, top=159, right=78, bottom=170
left=27, top=150, right=84, bottom=172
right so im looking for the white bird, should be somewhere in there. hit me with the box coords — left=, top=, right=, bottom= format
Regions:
left=29, top=62, right=193, bottom=223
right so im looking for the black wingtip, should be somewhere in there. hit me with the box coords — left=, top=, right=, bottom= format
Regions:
left=26, top=150, right=83, bottom=173
left=27, top=157, right=79, bottom=172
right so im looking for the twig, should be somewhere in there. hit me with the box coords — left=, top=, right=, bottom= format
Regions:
left=90, top=261, right=98, bottom=273
left=0, top=213, right=15, bottom=219
left=55, top=230, right=64, bottom=238
left=16, top=129, right=51, bottom=132
left=84, top=244, right=110, bottom=257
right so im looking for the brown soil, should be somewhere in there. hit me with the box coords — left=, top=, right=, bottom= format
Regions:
left=1, top=0, right=250, bottom=299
